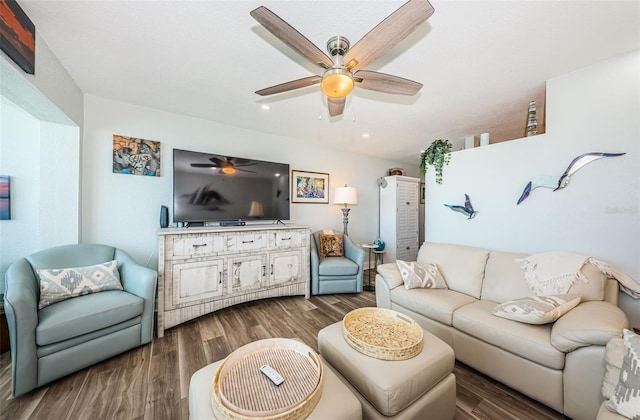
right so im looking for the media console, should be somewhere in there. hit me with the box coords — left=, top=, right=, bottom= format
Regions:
left=156, top=224, right=310, bottom=337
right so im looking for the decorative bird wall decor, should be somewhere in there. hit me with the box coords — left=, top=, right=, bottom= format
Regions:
left=444, top=194, right=477, bottom=219
left=517, top=152, right=626, bottom=205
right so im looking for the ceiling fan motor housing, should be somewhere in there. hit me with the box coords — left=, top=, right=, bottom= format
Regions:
left=327, top=36, right=350, bottom=56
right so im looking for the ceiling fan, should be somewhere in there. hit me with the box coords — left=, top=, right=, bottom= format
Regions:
left=190, top=156, right=257, bottom=174
left=250, top=0, right=435, bottom=117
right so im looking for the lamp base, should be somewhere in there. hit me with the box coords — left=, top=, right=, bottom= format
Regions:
left=341, top=207, right=351, bottom=236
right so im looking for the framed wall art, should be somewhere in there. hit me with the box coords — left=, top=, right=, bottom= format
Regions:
left=291, top=170, right=329, bottom=204
left=113, top=135, right=161, bottom=176
left=0, top=0, right=36, bottom=74
left=0, top=175, right=10, bottom=220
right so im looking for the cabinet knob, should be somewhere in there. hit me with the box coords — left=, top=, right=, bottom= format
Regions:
left=192, top=243, right=207, bottom=248
left=242, top=240, right=254, bottom=244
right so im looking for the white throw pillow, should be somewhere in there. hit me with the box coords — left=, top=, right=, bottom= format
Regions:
left=396, top=260, right=447, bottom=290
left=492, top=294, right=581, bottom=325
left=606, top=329, right=640, bottom=419
left=37, top=260, right=123, bottom=309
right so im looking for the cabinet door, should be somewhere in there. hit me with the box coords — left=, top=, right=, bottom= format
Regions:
left=269, top=250, right=303, bottom=286
left=396, top=238, right=419, bottom=261
left=227, top=254, right=267, bottom=293
left=396, top=181, right=419, bottom=240
left=170, top=259, right=224, bottom=307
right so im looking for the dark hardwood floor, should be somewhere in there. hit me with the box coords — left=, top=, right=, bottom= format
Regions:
left=0, top=288, right=566, bottom=420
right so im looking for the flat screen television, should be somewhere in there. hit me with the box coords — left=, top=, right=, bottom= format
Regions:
left=173, top=149, right=290, bottom=224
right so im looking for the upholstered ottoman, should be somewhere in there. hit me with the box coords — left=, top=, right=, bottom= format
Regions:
left=318, top=321, right=456, bottom=420
left=188, top=358, right=362, bottom=420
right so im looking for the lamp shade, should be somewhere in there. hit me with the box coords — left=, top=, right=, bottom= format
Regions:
left=333, top=186, right=358, bottom=206
left=248, top=201, right=264, bottom=218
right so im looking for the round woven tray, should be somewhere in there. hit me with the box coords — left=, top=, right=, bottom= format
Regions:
left=211, top=338, right=323, bottom=420
left=343, top=307, right=423, bottom=360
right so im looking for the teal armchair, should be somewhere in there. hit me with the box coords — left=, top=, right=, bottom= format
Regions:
left=4, top=243, right=156, bottom=397
left=310, top=232, right=365, bottom=295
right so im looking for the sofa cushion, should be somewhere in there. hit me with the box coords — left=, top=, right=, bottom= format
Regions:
left=551, top=301, right=629, bottom=352
left=396, top=260, right=447, bottom=290
left=492, top=294, right=581, bottom=325
left=318, top=257, right=359, bottom=276
left=453, top=300, right=565, bottom=370
left=319, top=234, right=344, bottom=258
left=417, top=242, right=488, bottom=299
left=36, top=290, right=144, bottom=345
left=606, top=329, right=640, bottom=419
left=481, top=251, right=533, bottom=303
left=603, top=337, right=625, bottom=399
left=391, top=287, right=476, bottom=326
left=36, top=260, right=123, bottom=309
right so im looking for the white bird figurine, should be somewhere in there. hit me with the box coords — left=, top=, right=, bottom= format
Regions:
left=517, top=152, right=625, bottom=205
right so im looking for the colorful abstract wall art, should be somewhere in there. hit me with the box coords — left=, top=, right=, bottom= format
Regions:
left=0, top=175, right=10, bottom=220
left=0, top=0, right=35, bottom=74
left=113, top=135, right=161, bottom=176
left=291, top=170, right=329, bottom=203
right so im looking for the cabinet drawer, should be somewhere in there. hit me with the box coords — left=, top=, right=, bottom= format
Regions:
left=272, top=230, right=303, bottom=249
left=171, top=235, right=224, bottom=258
left=225, top=232, right=268, bottom=252
left=169, top=259, right=224, bottom=307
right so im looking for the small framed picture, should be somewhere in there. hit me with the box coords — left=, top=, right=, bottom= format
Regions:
left=291, top=170, right=329, bottom=204
left=0, top=175, right=10, bottom=220
left=420, top=182, right=425, bottom=204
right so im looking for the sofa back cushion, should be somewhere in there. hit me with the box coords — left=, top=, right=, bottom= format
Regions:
left=481, top=251, right=533, bottom=303
left=417, top=242, right=488, bottom=298
left=482, top=251, right=607, bottom=303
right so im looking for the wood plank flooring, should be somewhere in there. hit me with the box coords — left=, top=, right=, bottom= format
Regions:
left=0, top=290, right=566, bottom=420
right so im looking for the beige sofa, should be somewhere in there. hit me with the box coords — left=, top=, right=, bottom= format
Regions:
left=375, top=242, right=629, bottom=420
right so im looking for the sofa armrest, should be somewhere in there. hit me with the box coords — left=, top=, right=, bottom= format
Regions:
left=4, top=258, right=39, bottom=396
left=343, top=235, right=365, bottom=267
left=376, top=263, right=404, bottom=290
left=115, top=249, right=157, bottom=343
left=551, top=301, right=629, bottom=352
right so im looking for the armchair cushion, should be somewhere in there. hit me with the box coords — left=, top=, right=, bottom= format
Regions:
left=319, top=234, right=344, bottom=257
left=36, top=290, right=143, bottom=346
left=319, top=257, right=359, bottom=276
left=36, top=260, right=123, bottom=309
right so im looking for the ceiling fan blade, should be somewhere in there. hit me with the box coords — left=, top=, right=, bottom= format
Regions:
left=256, top=76, right=322, bottom=96
left=191, top=163, right=216, bottom=168
left=251, top=6, right=333, bottom=69
left=344, top=0, right=434, bottom=72
left=327, top=97, right=346, bottom=117
left=355, top=70, right=423, bottom=95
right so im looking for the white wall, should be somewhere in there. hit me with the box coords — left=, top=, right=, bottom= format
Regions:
left=0, top=98, right=80, bottom=293
left=82, top=94, right=415, bottom=269
left=425, top=50, right=640, bottom=324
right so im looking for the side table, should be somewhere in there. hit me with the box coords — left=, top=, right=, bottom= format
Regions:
left=361, top=244, right=377, bottom=292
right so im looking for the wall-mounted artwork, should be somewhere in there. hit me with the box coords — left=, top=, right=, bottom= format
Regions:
left=0, top=0, right=35, bottom=74
left=0, top=175, right=10, bottom=220
left=444, top=194, right=477, bottom=219
left=291, top=170, right=329, bottom=203
left=113, top=135, right=161, bottom=176
left=517, top=152, right=626, bottom=204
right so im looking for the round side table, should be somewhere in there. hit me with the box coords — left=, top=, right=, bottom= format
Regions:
left=373, top=250, right=385, bottom=268
left=361, top=244, right=377, bottom=292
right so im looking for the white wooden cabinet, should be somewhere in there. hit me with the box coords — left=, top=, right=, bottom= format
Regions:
left=379, top=176, right=420, bottom=263
left=157, top=224, right=310, bottom=337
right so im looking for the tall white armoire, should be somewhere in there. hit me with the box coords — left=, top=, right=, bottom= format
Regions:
left=379, top=176, right=420, bottom=263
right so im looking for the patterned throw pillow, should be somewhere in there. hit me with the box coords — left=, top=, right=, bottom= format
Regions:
left=396, top=260, right=447, bottom=290
left=319, top=234, right=344, bottom=258
left=491, top=294, right=581, bottom=325
left=606, top=329, right=640, bottom=419
left=37, top=260, right=123, bottom=309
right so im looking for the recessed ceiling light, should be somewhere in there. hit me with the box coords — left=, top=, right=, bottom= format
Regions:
left=261, top=105, right=271, bottom=110
left=362, top=133, right=370, bottom=138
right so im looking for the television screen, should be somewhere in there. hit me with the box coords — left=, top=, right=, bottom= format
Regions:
left=173, top=149, right=290, bottom=223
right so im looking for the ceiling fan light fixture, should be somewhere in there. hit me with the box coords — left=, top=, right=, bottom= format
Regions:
left=321, top=68, right=354, bottom=98
left=221, top=167, right=236, bottom=174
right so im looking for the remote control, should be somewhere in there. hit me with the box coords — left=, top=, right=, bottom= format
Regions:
left=259, top=364, right=284, bottom=386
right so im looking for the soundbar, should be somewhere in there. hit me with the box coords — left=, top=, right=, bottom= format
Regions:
left=220, top=220, right=246, bottom=227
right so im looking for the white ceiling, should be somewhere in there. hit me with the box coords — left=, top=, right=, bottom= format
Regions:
left=18, top=0, right=640, bottom=164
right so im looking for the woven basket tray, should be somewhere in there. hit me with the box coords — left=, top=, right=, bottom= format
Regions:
left=211, top=338, right=323, bottom=420
left=343, top=307, right=423, bottom=360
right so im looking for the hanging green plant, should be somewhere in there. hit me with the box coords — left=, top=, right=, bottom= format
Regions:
left=420, top=139, right=452, bottom=185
